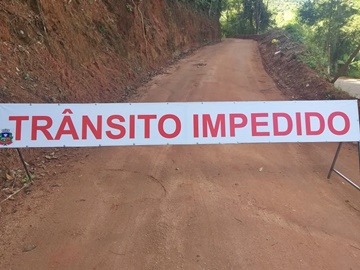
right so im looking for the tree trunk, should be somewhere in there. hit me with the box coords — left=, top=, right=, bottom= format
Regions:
left=255, top=0, right=260, bottom=34
left=325, top=0, right=336, bottom=74
left=327, top=44, right=331, bottom=75
left=331, top=42, right=360, bottom=83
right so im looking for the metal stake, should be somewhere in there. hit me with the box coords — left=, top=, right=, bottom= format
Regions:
left=327, top=142, right=360, bottom=191
left=331, top=168, right=360, bottom=191
left=16, top=148, right=32, bottom=182
left=327, top=142, right=342, bottom=179
left=358, top=141, right=360, bottom=174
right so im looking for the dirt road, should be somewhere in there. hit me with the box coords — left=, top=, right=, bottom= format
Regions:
left=335, top=77, right=360, bottom=98
left=2, top=39, right=360, bottom=269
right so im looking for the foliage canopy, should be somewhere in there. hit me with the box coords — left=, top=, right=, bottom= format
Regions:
left=219, top=0, right=360, bottom=78
left=221, top=0, right=272, bottom=36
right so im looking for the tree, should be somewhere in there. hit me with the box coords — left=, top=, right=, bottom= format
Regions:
left=331, top=43, right=360, bottom=83
left=298, top=0, right=358, bottom=75
left=221, top=0, right=272, bottom=36
left=175, top=0, right=223, bottom=16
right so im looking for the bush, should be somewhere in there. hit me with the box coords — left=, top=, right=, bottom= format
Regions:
left=283, top=22, right=304, bottom=43
left=346, top=60, right=360, bottom=78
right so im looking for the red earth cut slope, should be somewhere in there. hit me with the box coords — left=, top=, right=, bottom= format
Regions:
left=0, top=0, right=220, bottom=104
left=0, top=0, right=220, bottom=172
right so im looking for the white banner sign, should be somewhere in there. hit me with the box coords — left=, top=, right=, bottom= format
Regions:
left=0, top=100, right=359, bottom=148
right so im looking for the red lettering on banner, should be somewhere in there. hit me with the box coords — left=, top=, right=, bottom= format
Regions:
left=202, top=114, right=226, bottom=137
left=82, top=116, right=102, bottom=139
left=31, top=116, right=53, bottom=140
left=328, top=112, right=350, bottom=135
left=229, top=114, right=247, bottom=137
left=251, top=113, right=270, bottom=136
left=273, top=113, right=293, bottom=136
left=106, top=115, right=126, bottom=139
left=130, top=115, right=135, bottom=139
left=158, top=114, right=181, bottom=139
left=193, top=114, right=199, bottom=138
left=55, top=116, right=79, bottom=140
left=62, top=109, right=73, bottom=114
left=296, top=112, right=302, bottom=135
left=305, top=112, right=325, bottom=135
left=3, top=102, right=356, bottom=146
left=9, top=116, right=29, bottom=140
left=138, top=115, right=157, bottom=139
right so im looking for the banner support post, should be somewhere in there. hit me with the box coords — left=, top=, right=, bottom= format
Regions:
left=358, top=142, right=360, bottom=174
left=327, top=142, right=343, bottom=179
left=327, top=142, right=360, bottom=191
left=16, top=148, right=32, bottom=182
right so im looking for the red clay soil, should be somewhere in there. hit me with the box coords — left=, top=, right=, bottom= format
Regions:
left=0, top=1, right=220, bottom=104
left=257, top=30, right=353, bottom=101
left=1, top=2, right=360, bottom=269
left=1, top=39, right=360, bottom=270
left=0, top=0, right=220, bottom=187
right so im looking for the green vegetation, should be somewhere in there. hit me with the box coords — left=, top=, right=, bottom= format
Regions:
left=172, top=0, right=223, bottom=15
left=221, top=0, right=272, bottom=36
left=268, top=0, right=305, bottom=27
left=270, top=0, right=360, bottom=79
left=295, top=0, right=360, bottom=79
left=220, top=0, right=360, bottom=79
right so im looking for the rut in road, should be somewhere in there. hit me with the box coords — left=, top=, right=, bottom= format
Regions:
left=2, top=39, right=360, bottom=270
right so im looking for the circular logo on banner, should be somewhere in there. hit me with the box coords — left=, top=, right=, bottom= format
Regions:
left=0, top=129, right=14, bottom=146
